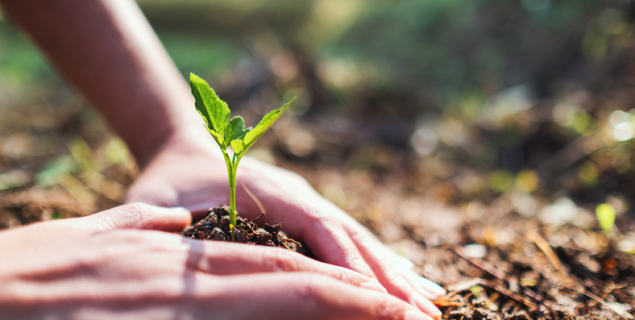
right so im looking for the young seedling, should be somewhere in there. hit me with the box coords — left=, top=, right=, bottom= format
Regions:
left=190, top=73, right=294, bottom=238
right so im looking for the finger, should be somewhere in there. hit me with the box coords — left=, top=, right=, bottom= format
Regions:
left=335, top=212, right=445, bottom=300
left=126, top=178, right=227, bottom=218
left=233, top=184, right=379, bottom=281
left=398, top=268, right=447, bottom=299
left=64, top=203, right=192, bottom=231
left=125, top=174, right=180, bottom=207
left=233, top=178, right=380, bottom=279
left=377, top=244, right=416, bottom=270
left=343, top=223, right=443, bottom=319
left=1, top=270, right=431, bottom=320
left=375, top=240, right=447, bottom=299
left=313, top=201, right=446, bottom=300
left=186, top=240, right=387, bottom=293
left=300, top=216, right=380, bottom=279
left=233, top=160, right=439, bottom=301
left=200, top=272, right=433, bottom=320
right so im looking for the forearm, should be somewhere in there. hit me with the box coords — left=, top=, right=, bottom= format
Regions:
left=0, top=0, right=207, bottom=167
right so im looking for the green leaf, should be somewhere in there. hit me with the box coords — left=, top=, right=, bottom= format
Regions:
left=225, top=117, right=247, bottom=145
left=190, top=73, right=230, bottom=137
left=206, top=127, right=224, bottom=147
left=243, top=97, right=295, bottom=151
left=230, top=139, right=245, bottom=154
left=596, top=203, right=616, bottom=235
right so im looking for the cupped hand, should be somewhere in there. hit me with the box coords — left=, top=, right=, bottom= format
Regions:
left=126, top=134, right=446, bottom=318
left=0, top=203, right=432, bottom=320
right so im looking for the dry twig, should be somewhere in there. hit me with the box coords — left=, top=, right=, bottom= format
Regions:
left=527, top=230, right=562, bottom=272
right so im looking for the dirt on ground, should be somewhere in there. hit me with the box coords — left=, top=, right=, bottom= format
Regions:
left=0, top=84, right=634, bottom=320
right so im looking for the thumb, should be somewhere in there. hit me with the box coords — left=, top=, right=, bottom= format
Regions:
left=125, top=177, right=179, bottom=208
left=67, top=203, right=192, bottom=232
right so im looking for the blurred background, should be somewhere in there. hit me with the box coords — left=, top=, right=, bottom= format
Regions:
left=1, top=0, right=635, bottom=253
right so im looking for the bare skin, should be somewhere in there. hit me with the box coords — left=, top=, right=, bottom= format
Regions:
left=0, top=0, right=444, bottom=318
left=0, top=203, right=432, bottom=320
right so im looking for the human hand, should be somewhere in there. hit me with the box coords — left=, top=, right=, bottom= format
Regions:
left=0, top=203, right=433, bottom=320
left=126, top=135, right=446, bottom=318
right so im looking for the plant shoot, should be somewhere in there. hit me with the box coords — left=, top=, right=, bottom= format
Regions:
left=189, top=73, right=294, bottom=236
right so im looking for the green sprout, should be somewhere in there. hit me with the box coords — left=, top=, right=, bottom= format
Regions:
left=595, top=203, right=616, bottom=236
left=190, top=73, right=294, bottom=236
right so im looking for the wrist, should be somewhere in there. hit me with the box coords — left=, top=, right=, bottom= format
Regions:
left=136, top=122, right=221, bottom=169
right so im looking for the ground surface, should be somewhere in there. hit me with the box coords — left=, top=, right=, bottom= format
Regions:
left=0, top=96, right=633, bottom=319
left=287, top=162, right=635, bottom=319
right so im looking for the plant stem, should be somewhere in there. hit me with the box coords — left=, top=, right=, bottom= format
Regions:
left=222, top=151, right=237, bottom=240
left=230, top=156, right=243, bottom=228
left=228, top=167, right=237, bottom=229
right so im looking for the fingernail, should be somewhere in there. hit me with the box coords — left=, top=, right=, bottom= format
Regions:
left=410, top=292, right=442, bottom=320
left=403, top=269, right=446, bottom=299
left=172, top=207, right=191, bottom=214
left=414, top=276, right=446, bottom=299
left=405, top=310, right=434, bottom=320
left=381, top=245, right=415, bottom=270
left=360, top=281, right=388, bottom=293
left=155, top=206, right=189, bottom=216
left=390, top=253, right=415, bottom=270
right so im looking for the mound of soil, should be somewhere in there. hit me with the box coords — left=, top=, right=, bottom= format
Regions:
left=181, top=206, right=306, bottom=254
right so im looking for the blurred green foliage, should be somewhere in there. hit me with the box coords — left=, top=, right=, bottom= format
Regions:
left=35, top=156, right=76, bottom=188
left=596, top=203, right=616, bottom=235
left=0, top=0, right=623, bottom=104
left=0, top=22, right=59, bottom=85
left=336, top=0, right=600, bottom=105
left=2, top=0, right=635, bottom=212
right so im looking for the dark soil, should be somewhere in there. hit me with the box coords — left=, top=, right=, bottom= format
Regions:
left=423, top=243, right=634, bottom=319
left=180, top=206, right=306, bottom=254
left=407, top=221, right=635, bottom=320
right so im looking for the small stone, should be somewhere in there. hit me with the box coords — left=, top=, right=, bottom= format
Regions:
left=209, top=227, right=227, bottom=241
left=201, top=221, right=213, bottom=229
left=462, top=243, right=487, bottom=258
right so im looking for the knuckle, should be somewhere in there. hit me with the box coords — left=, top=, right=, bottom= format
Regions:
left=331, top=268, right=358, bottom=285
left=379, top=300, right=406, bottom=320
left=268, top=248, right=299, bottom=272
left=124, top=202, right=149, bottom=216
left=119, top=202, right=149, bottom=227
left=293, top=275, right=330, bottom=306
left=375, top=299, right=395, bottom=320
left=310, top=212, right=340, bottom=229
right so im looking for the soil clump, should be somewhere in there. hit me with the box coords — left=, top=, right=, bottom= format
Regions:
left=181, top=206, right=305, bottom=254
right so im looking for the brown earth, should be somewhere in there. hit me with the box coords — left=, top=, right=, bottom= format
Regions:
left=180, top=206, right=305, bottom=254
